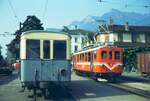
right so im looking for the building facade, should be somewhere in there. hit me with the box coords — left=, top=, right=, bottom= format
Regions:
left=95, top=24, right=150, bottom=48
left=67, top=29, right=94, bottom=53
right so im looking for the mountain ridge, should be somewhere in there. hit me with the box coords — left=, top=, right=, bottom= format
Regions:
left=68, top=9, right=150, bottom=31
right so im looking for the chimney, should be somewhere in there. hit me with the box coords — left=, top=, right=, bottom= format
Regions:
left=109, top=16, right=114, bottom=25
left=125, top=22, right=129, bottom=31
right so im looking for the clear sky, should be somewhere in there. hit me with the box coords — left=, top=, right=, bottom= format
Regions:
left=0, top=0, right=150, bottom=56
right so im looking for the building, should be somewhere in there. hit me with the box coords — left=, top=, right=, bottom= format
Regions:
left=95, top=23, right=150, bottom=48
left=66, top=29, right=94, bottom=53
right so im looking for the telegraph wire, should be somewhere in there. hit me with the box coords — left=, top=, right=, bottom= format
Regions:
left=97, top=0, right=150, bottom=25
left=0, top=32, right=14, bottom=37
left=0, top=32, right=14, bottom=36
left=7, top=0, right=20, bottom=23
left=97, top=0, right=150, bottom=8
left=42, top=0, right=49, bottom=22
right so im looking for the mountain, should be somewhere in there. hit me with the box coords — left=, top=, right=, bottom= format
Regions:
left=68, top=9, right=150, bottom=31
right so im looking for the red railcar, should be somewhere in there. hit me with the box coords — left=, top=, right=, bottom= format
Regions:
left=72, top=45, right=123, bottom=82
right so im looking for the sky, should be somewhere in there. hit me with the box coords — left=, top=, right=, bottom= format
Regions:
left=0, top=0, right=150, bottom=57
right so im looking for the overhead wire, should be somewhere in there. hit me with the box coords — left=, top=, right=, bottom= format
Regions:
left=0, top=32, right=14, bottom=37
left=97, top=0, right=150, bottom=25
left=98, top=0, right=150, bottom=9
left=7, top=0, right=20, bottom=23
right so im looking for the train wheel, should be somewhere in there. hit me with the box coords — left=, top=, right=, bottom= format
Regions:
left=108, top=77, right=116, bottom=83
left=90, top=73, right=98, bottom=82
left=93, top=77, right=98, bottom=82
left=75, top=71, right=81, bottom=76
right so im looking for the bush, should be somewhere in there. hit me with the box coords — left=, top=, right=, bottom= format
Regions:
left=123, top=47, right=150, bottom=72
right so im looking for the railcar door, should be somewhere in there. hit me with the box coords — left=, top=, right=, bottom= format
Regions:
left=41, top=40, right=52, bottom=81
left=89, top=52, right=94, bottom=72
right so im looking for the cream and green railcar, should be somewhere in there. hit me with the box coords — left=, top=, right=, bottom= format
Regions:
left=20, top=30, right=71, bottom=90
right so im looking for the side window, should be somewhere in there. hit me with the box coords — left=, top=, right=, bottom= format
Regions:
left=53, top=40, right=66, bottom=59
left=82, top=54, right=84, bottom=62
left=115, top=51, right=120, bottom=60
left=43, top=40, right=50, bottom=59
left=85, top=53, right=87, bottom=62
left=26, top=40, right=40, bottom=59
left=102, top=51, right=107, bottom=59
left=94, top=51, right=97, bottom=61
left=88, top=52, right=91, bottom=61
left=77, top=54, right=80, bottom=62
left=79, top=54, right=81, bottom=62
left=75, top=56, right=77, bottom=62
left=75, top=45, right=78, bottom=52
left=75, top=37, right=78, bottom=43
left=80, top=54, right=82, bottom=62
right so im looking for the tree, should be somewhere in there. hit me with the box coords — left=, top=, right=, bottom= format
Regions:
left=0, top=45, right=5, bottom=67
left=7, top=15, right=44, bottom=60
left=15, top=15, right=44, bottom=40
left=0, top=45, right=3, bottom=61
left=62, top=26, right=69, bottom=32
left=123, top=47, right=150, bottom=72
left=86, top=32, right=95, bottom=44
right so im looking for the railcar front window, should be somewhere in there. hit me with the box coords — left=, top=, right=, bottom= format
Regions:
left=115, top=51, right=120, bottom=60
left=43, top=40, right=50, bottom=59
left=53, top=40, right=66, bottom=59
left=102, top=51, right=107, bottom=59
left=26, top=40, right=40, bottom=59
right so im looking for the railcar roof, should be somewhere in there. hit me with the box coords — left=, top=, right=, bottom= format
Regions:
left=21, top=30, right=69, bottom=37
left=73, top=45, right=121, bottom=55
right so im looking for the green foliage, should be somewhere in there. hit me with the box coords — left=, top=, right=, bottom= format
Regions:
left=7, top=15, right=44, bottom=59
left=0, top=46, right=3, bottom=61
left=62, top=26, right=69, bottom=32
left=123, top=47, right=150, bottom=72
left=0, top=46, right=7, bottom=67
left=86, top=32, right=95, bottom=44
left=15, top=15, right=44, bottom=40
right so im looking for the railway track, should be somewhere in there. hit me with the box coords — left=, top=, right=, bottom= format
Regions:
left=97, top=76, right=150, bottom=98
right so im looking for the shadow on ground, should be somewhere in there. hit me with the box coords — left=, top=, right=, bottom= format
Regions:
left=0, top=73, right=18, bottom=85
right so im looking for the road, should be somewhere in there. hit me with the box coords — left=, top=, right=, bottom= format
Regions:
left=0, top=72, right=149, bottom=101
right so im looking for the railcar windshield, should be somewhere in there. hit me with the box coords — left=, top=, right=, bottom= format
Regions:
left=115, top=51, right=120, bottom=60
left=53, top=40, right=66, bottom=59
left=26, top=40, right=40, bottom=59
left=102, top=51, right=107, bottom=59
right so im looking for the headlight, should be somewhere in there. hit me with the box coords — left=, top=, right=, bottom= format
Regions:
left=60, top=69, right=67, bottom=76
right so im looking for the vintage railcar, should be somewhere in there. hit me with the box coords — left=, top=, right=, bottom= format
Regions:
left=20, top=30, right=71, bottom=98
left=72, top=44, right=123, bottom=82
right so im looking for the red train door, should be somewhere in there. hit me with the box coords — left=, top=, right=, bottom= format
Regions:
left=90, top=52, right=94, bottom=72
